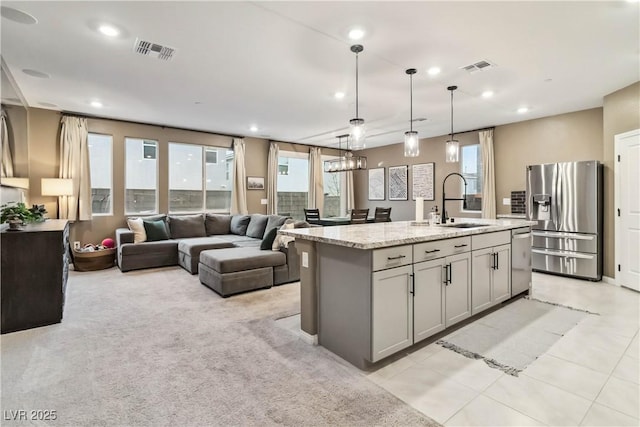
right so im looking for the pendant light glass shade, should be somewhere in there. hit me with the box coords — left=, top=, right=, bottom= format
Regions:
left=348, top=45, right=366, bottom=150
left=446, top=85, right=460, bottom=163
left=445, top=139, right=460, bottom=162
left=404, top=68, right=419, bottom=157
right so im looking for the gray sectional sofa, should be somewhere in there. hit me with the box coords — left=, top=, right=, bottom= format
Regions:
left=115, top=213, right=301, bottom=296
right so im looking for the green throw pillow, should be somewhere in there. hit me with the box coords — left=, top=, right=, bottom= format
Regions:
left=143, top=219, right=170, bottom=242
left=260, top=227, right=278, bottom=250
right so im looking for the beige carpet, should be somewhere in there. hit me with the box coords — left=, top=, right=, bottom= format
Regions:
left=1, top=266, right=438, bottom=426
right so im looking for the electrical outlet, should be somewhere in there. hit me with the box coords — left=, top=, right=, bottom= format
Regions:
left=73, top=241, right=81, bottom=250
left=503, top=198, right=511, bottom=206
left=260, top=198, right=268, bottom=205
left=302, top=252, right=309, bottom=268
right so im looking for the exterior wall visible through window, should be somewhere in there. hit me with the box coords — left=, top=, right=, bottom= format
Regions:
left=125, top=138, right=158, bottom=214
left=461, top=144, right=482, bottom=211
left=88, top=133, right=113, bottom=215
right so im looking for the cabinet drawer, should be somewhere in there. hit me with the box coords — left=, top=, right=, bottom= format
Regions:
left=372, top=245, right=413, bottom=271
left=413, top=236, right=471, bottom=262
left=472, top=231, right=510, bottom=250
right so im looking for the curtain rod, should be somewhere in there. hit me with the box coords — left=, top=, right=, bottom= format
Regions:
left=61, top=111, right=245, bottom=139
left=455, top=126, right=495, bottom=136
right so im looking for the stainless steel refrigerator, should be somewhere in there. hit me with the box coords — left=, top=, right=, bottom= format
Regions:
left=526, top=160, right=602, bottom=281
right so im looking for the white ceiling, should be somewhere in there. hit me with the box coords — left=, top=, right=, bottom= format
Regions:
left=1, top=1, right=638, bottom=150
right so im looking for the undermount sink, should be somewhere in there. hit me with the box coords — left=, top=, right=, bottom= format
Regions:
left=440, top=223, right=492, bottom=229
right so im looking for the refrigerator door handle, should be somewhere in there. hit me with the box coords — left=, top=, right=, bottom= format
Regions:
left=531, top=231, right=594, bottom=240
left=531, top=249, right=595, bottom=260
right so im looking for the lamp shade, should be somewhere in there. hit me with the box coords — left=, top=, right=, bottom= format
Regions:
left=41, top=178, right=73, bottom=196
left=1, top=177, right=29, bottom=189
left=445, top=139, right=460, bottom=163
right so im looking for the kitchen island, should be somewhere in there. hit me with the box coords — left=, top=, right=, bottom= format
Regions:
left=280, top=218, right=534, bottom=369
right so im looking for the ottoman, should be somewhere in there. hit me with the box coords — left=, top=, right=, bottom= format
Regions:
left=198, top=247, right=286, bottom=297
left=177, top=237, right=235, bottom=274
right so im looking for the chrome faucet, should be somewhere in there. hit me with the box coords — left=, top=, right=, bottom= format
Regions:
left=442, top=172, right=468, bottom=224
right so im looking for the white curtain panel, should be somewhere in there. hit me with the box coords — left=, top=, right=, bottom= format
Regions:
left=231, top=138, right=248, bottom=215
left=1, top=110, right=14, bottom=178
left=308, top=147, right=324, bottom=214
left=346, top=170, right=355, bottom=215
left=479, top=129, right=496, bottom=219
left=59, top=116, right=92, bottom=220
left=267, top=142, right=279, bottom=214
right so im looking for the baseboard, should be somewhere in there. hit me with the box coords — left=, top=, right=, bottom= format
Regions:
left=602, top=275, right=618, bottom=286
left=299, top=329, right=318, bottom=345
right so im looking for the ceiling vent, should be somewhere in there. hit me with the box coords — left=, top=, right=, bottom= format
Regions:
left=133, top=38, right=175, bottom=61
left=460, top=60, right=495, bottom=73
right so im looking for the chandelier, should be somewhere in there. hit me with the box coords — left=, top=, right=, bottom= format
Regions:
left=323, top=134, right=367, bottom=173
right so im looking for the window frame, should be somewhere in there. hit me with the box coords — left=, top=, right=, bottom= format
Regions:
left=87, top=132, right=113, bottom=216
left=125, top=137, right=159, bottom=215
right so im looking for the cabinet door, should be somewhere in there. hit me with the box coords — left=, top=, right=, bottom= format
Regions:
left=471, top=248, right=493, bottom=315
left=445, top=252, right=471, bottom=327
left=413, top=258, right=445, bottom=343
left=371, top=265, right=413, bottom=362
left=492, top=244, right=512, bottom=304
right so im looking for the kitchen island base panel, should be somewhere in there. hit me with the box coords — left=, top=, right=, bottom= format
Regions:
left=318, top=243, right=374, bottom=370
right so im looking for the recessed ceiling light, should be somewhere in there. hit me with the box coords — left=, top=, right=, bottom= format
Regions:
left=22, top=69, right=49, bottom=79
left=249, top=125, right=258, bottom=132
left=90, top=101, right=103, bottom=108
left=334, top=91, right=345, bottom=100
left=348, top=28, right=365, bottom=40
left=1, top=6, right=37, bottom=25
left=98, top=24, right=120, bottom=37
left=517, top=107, right=529, bottom=114
left=482, top=90, right=494, bottom=98
left=427, top=67, right=441, bottom=76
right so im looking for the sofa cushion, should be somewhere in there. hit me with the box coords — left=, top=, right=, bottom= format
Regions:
left=177, top=237, right=235, bottom=256
left=216, top=234, right=259, bottom=244
left=263, top=215, right=288, bottom=238
left=143, top=219, right=170, bottom=241
left=168, top=214, right=206, bottom=239
left=205, top=214, right=231, bottom=235
left=127, top=218, right=147, bottom=243
left=261, top=227, right=278, bottom=250
left=199, top=247, right=285, bottom=273
left=246, top=214, right=269, bottom=239
left=120, top=240, right=179, bottom=256
left=230, top=215, right=250, bottom=235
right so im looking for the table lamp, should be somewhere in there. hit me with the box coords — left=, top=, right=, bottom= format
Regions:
left=41, top=178, right=73, bottom=218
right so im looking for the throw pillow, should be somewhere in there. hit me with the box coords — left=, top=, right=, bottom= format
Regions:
left=143, top=219, right=170, bottom=241
left=263, top=215, right=288, bottom=239
left=168, top=214, right=206, bottom=239
left=126, top=218, right=147, bottom=244
left=205, top=214, right=231, bottom=235
left=246, top=214, right=269, bottom=239
left=230, top=215, right=251, bottom=235
left=260, top=227, right=278, bottom=250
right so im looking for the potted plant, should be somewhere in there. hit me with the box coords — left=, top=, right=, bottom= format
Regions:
left=1, top=202, right=47, bottom=230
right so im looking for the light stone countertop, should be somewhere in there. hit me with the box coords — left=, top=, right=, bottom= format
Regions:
left=279, top=218, right=535, bottom=250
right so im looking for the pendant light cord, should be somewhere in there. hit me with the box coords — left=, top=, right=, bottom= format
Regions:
left=355, top=53, right=359, bottom=118
left=450, top=89, right=454, bottom=139
left=410, top=73, right=413, bottom=132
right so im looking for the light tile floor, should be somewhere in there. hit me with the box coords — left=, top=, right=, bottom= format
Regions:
left=365, top=273, right=640, bottom=426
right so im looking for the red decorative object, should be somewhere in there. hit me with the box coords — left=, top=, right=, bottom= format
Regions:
left=101, top=238, right=115, bottom=249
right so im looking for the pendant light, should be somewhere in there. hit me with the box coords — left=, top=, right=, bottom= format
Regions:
left=404, top=68, right=419, bottom=157
left=323, top=134, right=367, bottom=173
left=445, top=85, right=460, bottom=163
left=349, top=44, right=365, bottom=150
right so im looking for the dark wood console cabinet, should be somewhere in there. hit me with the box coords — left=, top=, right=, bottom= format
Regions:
left=1, top=219, right=69, bottom=334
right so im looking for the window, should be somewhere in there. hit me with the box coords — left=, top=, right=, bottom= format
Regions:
left=322, top=155, right=346, bottom=217
left=461, top=144, right=483, bottom=211
left=169, top=143, right=234, bottom=213
left=88, top=133, right=112, bottom=215
left=277, top=152, right=308, bottom=219
left=125, top=138, right=158, bottom=214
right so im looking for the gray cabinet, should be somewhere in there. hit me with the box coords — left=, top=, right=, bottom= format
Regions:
left=471, top=231, right=512, bottom=315
left=444, top=252, right=472, bottom=326
left=371, top=265, right=413, bottom=362
left=413, top=258, right=446, bottom=342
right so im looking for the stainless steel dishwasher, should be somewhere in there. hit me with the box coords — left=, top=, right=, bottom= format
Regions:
left=512, top=227, right=532, bottom=296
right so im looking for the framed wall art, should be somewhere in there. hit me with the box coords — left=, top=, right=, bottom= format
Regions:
left=368, top=167, right=385, bottom=200
left=246, top=176, right=265, bottom=190
left=388, top=165, right=408, bottom=201
left=412, top=162, right=435, bottom=201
